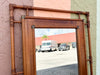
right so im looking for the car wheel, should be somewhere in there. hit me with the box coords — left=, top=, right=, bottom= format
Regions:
left=42, top=51, right=44, bottom=52
left=49, top=49, right=52, bottom=52
left=59, top=49, right=61, bottom=51
left=54, top=49, right=57, bottom=51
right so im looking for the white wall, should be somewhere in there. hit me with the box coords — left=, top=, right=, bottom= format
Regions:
left=96, top=0, right=100, bottom=75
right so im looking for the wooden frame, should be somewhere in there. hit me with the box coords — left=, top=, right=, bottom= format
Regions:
left=22, top=16, right=87, bottom=75
left=9, top=4, right=93, bottom=75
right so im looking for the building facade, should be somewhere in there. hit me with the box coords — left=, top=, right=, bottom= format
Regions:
left=35, top=32, right=76, bottom=47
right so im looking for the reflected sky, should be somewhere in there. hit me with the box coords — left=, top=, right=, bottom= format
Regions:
left=35, top=29, right=75, bottom=37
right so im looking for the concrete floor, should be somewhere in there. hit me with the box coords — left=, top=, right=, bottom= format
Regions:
left=36, top=48, right=78, bottom=75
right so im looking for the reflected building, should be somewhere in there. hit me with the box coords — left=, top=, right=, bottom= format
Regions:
left=35, top=32, right=76, bottom=50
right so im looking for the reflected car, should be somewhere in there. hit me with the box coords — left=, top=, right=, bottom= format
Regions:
left=38, top=49, right=41, bottom=52
left=36, top=49, right=38, bottom=52
left=72, top=42, right=76, bottom=48
left=58, top=43, right=70, bottom=51
left=40, top=40, right=58, bottom=52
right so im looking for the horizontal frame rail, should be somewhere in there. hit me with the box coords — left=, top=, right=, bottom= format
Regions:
left=25, top=16, right=82, bottom=21
left=13, top=71, right=24, bottom=75
left=11, top=4, right=88, bottom=14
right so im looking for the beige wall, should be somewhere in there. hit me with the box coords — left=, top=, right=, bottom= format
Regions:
left=0, top=0, right=33, bottom=75
left=71, top=0, right=96, bottom=75
left=96, top=0, right=100, bottom=74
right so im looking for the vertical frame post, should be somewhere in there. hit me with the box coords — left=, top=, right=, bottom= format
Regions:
left=22, top=16, right=36, bottom=75
left=87, top=13, right=93, bottom=75
left=9, top=4, right=16, bottom=75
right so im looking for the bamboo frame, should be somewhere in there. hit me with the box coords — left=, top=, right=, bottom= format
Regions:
left=9, top=4, right=16, bottom=75
left=9, top=4, right=93, bottom=75
left=86, top=13, right=93, bottom=75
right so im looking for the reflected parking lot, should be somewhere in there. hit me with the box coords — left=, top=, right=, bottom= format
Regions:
left=36, top=48, right=78, bottom=75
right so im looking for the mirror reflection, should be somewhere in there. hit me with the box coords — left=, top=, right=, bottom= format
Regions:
left=35, top=29, right=78, bottom=75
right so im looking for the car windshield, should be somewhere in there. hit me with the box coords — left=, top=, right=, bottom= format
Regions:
left=42, top=42, right=51, bottom=46
left=60, top=44, right=66, bottom=46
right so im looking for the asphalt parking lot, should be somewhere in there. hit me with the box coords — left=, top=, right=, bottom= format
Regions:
left=36, top=48, right=78, bottom=75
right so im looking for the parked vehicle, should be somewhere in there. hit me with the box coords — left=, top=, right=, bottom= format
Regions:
left=72, top=42, right=76, bottom=48
left=40, top=40, right=58, bottom=52
left=36, top=49, right=38, bottom=52
left=38, top=49, right=41, bottom=52
left=58, top=43, right=70, bottom=51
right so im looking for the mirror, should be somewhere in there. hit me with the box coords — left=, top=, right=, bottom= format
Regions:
left=35, top=28, right=78, bottom=75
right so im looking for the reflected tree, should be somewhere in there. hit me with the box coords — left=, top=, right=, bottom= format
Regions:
left=42, top=35, right=48, bottom=40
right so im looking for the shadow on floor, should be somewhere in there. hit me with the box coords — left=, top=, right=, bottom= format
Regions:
left=37, top=64, right=78, bottom=75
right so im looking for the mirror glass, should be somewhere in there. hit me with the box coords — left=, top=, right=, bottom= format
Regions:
left=35, top=28, right=78, bottom=75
